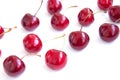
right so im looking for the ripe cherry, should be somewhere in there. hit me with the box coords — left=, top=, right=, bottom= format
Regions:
left=45, top=49, right=67, bottom=70
left=3, top=55, right=25, bottom=76
left=0, top=26, right=4, bottom=38
left=78, top=8, right=94, bottom=26
left=97, top=0, right=113, bottom=11
left=23, top=33, right=42, bottom=53
left=47, top=0, right=62, bottom=15
left=99, top=23, right=119, bottom=42
left=69, top=30, right=90, bottom=50
left=0, top=49, right=1, bottom=57
left=21, top=0, right=43, bottom=31
left=108, top=5, right=120, bottom=23
left=51, top=13, right=69, bottom=31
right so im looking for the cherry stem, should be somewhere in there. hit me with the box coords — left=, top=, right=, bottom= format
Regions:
left=34, top=0, right=43, bottom=16
left=0, top=26, right=17, bottom=36
left=115, top=18, right=120, bottom=23
left=63, top=5, right=78, bottom=13
left=44, top=34, right=66, bottom=42
left=21, top=54, right=41, bottom=59
left=93, top=10, right=106, bottom=15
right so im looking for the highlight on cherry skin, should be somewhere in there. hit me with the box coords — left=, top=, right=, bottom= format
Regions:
left=47, top=0, right=62, bottom=15
left=108, top=5, right=120, bottom=23
left=51, top=13, right=69, bottom=31
left=99, top=23, right=119, bottom=42
left=97, top=0, right=113, bottom=11
left=45, top=49, right=67, bottom=70
left=78, top=8, right=94, bottom=26
left=3, top=55, right=25, bottom=76
left=23, top=33, right=42, bottom=54
left=69, top=30, right=90, bottom=50
left=21, top=0, right=43, bottom=31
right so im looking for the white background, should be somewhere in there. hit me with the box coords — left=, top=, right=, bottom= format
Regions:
left=0, top=0, right=120, bottom=80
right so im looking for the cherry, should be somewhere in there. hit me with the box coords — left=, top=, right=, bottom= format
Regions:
left=99, top=23, right=119, bottom=42
left=21, top=0, right=43, bottom=31
left=3, top=55, right=25, bottom=76
left=108, top=5, right=120, bottom=23
left=45, top=49, right=67, bottom=70
left=78, top=8, right=94, bottom=26
left=51, top=13, right=69, bottom=30
left=0, top=26, right=4, bottom=38
left=0, top=49, right=1, bottom=57
left=69, top=31, right=90, bottom=50
left=47, top=0, right=62, bottom=15
left=97, top=0, right=113, bottom=11
left=23, top=33, right=42, bottom=53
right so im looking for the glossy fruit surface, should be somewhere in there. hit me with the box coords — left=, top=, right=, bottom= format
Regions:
left=108, top=5, right=120, bottom=23
left=3, top=55, right=25, bottom=76
left=23, top=33, right=42, bottom=53
left=45, top=49, right=67, bottom=70
left=69, top=31, right=90, bottom=50
left=0, top=26, right=4, bottom=38
left=97, top=0, right=113, bottom=11
left=21, top=13, right=40, bottom=31
left=51, top=13, right=69, bottom=30
left=99, top=23, right=119, bottom=42
left=47, top=0, right=62, bottom=14
left=78, top=8, right=94, bottom=26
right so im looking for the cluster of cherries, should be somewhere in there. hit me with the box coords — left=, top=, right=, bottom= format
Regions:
left=1, top=0, right=120, bottom=77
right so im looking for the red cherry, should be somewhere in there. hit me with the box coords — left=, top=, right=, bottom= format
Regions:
left=69, top=31, right=90, bottom=50
left=99, top=23, right=119, bottom=42
left=45, top=49, right=67, bottom=70
left=0, top=49, right=1, bottom=57
left=47, top=0, right=62, bottom=15
left=97, top=0, right=113, bottom=11
left=51, top=13, right=69, bottom=31
left=108, top=5, right=120, bottom=23
left=78, top=8, right=94, bottom=26
left=0, top=26, right=4, bottom=38
left=23, top=33, right=42, bottom=53
left=21, top=0, right=43, bottom=31
left=21, top=13, right=40, bottom=31
left=3, top=55, right=25, bottom=76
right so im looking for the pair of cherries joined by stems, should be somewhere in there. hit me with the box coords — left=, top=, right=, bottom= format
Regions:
left=2, top=0, right=120, bottom=77
left=3, top=33, right=67, bottom=77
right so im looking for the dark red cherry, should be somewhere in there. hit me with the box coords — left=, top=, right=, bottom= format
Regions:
left=51, top=13, right=69, bottom=31
left=45, top=49, right=67, bottom=70
left=23, top=33, right=42, bottom=53
left=69, top=31, right=90, bottom=50
left=47, top=0, right=62, bottom=15
left=99, top=23, right=119, bottom=42
left=3, top=55, right=25, bottom=76
left=108, top=5, right=120, bottom=23
left=21, top=13, right=40, bottom=31
left=78, top=8, right=94, bottom=26
left=97, top=0, right=113, bottom=11
left=0, top=26, right=4, bottom=38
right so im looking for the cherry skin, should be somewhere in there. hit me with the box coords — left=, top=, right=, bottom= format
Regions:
left=0, top=26, right=4, bottom=38
left=99, top=23, right=119, bottom=42
left=21, top=13, right=40, bottom=31
left=78, top=8, right=94, bottom=26
left=0, top=49, right=1, bottom=57
left=69, top=31, right=90, bottom=50
left=47, top=0, right=62, bottom=15
left=3, top=55, right=25, bottom=76
left=97, top=0, right=113, bottom=11
left=23, top=33, right=42, bottom=53
left=45, top=49, right=67, bottom=70
left=108, top=5, right=120, bottom=23
left=51, top=13, right=69, bottom=31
